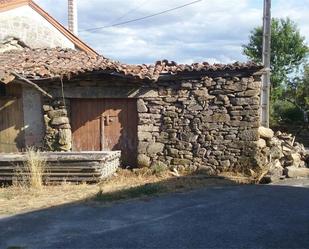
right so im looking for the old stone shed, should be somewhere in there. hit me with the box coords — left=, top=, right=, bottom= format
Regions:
left=0, top=48, right=264, bottom=174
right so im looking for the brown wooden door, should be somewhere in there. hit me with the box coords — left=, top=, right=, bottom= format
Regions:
left=0, top=97, right=24, bottom=152
left=70, top=99, right=138, bottom=167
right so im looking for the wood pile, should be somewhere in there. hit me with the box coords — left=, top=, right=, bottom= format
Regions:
left=0, top=151, right=120, bottom=183
left=258, top=127, right=309, bottom=183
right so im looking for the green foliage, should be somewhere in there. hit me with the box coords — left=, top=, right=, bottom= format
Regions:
left=243, top=17, right=308, bottom=125
left=270, top=100, right=303, bottom=125
left=243, top=18, right=308, bottom=90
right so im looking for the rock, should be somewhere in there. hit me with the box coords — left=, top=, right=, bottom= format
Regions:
left=43, top=104, right=53, bottom=112
left=137, top=154, right=151, bottom=168
left=284, top=166, right=309, bottom=178
left=220, top=160, right=230, bottom=170
left=44, top=114, right=51, bottom=124
left=147, top=143, right=164, bottom=155
left=167, top=148, right=179, bottom=156
left=239, top=129, right=259, bottom=141
left=256, top=138, right=266, bottom=148
left=269, top=145, right=284, bottom=159
left=197, top=165, right=216, bottom=175
left=48, top=109, right=67, bottom=118
left=137, top=99, right=148, bottom=113
left=181, top=82, right=192, bottom=89
left=288, top=153, right=302, bottom=168
left=264, top=159, right=284, bottom=183
left=58, top=129, right=71, bottom=146
left=172, top=158, right=191, bottom=166
left=56, top=129, right=71, bottom=151
left=138, top=132, right=152, bottom=142
left=258, top=126, right=274, bottom=139
left=187, top=103, right=203, bottom=111
left=137, top=142, right=149, bottom=154
left=236, top=89, right=260, bottom=97
left=51, top=117, right=69, bottom=126
left=211, top=113, right=230, bottom=123
left=150, top=161, right=168, bottom=170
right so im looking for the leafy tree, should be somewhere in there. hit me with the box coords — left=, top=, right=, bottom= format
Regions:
left=243, top=18, right=308, bottom=92
left=284, top=65, right=309, bottom=123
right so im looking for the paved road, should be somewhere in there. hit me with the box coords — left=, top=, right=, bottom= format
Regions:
left=1, top=181, right=309, bottom=249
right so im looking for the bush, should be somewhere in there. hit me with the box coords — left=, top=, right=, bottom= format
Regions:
left=271, top=100, right=304, bottom=126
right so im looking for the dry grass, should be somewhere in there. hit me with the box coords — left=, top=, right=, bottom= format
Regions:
left=0, top=168, right=251, bottom=216
left=13, top=148, right=47, bottom=189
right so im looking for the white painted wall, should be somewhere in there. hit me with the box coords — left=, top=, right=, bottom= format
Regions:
left=0, top=5, right=75, bottom=49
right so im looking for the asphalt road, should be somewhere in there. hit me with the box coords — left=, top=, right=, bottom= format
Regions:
left=1, top=181, right=309, bottom=249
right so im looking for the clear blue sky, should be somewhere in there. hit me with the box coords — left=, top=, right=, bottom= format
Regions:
left=36, top=0, right=309, bottom=64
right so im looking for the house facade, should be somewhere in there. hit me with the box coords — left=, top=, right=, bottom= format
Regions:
left=0, top=48, right=264, bottom=175
left=0, top=0, right=96, bottom=55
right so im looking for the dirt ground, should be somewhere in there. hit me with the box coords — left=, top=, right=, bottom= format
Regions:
left=0, top=169, right=250, bottom=216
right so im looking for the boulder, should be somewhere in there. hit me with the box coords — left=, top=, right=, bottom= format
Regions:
left=258, top=126, right=274, bottom=139
left=288, top=153, right=302, bottom=168
left=48, top=109, right=67, bottom=119
left=284, top=166, right=309, bottom=178
left=58, top=129, right=71, bottom=146
left=147, top=143, right=165, bottom=155
left=137, top=99, right=148, bottom=113
left=197, top=165, right=216, bottom=175
left=264, top=159, right=284, bottom=183
left=256, top=138, right=267, bottom=148
left=51, top=117, right=69, bottom=126
left=137, top=154, right=151, bottom=168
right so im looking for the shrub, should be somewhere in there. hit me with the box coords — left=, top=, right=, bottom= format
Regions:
left=271, top=100, right=303, bottom=126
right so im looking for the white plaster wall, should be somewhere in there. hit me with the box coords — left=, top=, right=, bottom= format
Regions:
left=0, top=5, right=75, bottom=49
left=22, top=86, right=44, bottom=148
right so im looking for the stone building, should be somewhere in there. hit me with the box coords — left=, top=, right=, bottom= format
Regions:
left=0, top=0, right=96, bottom=55
left=0, top=48, right=264, bottom=175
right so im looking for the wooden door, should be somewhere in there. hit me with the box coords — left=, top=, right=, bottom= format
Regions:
left=70, top=99, right=138, bottom=167
left=0, top=98, right=24, bottom=152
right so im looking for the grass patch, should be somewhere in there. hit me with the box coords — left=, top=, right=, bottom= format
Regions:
left=96, top=183, right=167, bottom=202
left=0, top=168, right=250, bottom=216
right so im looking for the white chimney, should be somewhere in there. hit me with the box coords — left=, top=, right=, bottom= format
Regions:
left=68, top=0, right=78, bottom=35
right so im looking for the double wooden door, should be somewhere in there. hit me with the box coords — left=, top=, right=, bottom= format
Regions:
left=70, top=99, right=137, bottom=166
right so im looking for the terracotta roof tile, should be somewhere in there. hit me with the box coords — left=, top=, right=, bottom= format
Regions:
left=0, top=47, right=263, bottom=84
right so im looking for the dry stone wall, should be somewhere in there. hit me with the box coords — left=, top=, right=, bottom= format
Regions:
left=42, top=98, right=72, bottom=151
left=137, top=76, right=261, bottom=174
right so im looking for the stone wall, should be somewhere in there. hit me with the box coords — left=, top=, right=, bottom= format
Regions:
left=0, top=5, right=75, bottom=49
left=40, top=73, right=262, bottom=174
left=43, top=98, right=72, bottom=151
left=136, top=76, right=261, bottom=174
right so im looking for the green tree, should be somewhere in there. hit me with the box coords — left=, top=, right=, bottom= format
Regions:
left=243, top=18, right=308, bottom=92
left=284, top=65, right=309, bottom=123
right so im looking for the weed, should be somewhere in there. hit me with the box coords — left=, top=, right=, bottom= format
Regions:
left=151, top=162, right=168, bottom=176
left=13, top=148, right=47, bottom=189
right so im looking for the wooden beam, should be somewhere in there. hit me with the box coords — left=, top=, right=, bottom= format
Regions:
left=11, top=72, right=53, bottom=99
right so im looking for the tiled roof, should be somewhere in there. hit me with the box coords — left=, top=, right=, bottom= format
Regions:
left=0, top=47, right=263, bottom=84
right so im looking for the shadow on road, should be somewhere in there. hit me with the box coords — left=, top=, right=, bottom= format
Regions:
left=1, top=177, right=309, bottom=249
